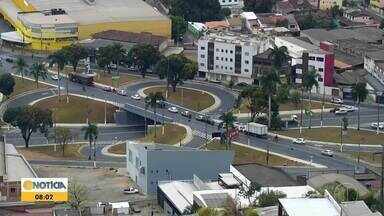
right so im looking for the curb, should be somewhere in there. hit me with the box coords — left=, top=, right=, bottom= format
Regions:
left=101, top=141, right=126, bottom=158
left=173, top=122, right=193, bottom=145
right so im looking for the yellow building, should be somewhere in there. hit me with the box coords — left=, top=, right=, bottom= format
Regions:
left=318, top=0, right=343, bottom=10
left=0, top=0, right=171, bottom=51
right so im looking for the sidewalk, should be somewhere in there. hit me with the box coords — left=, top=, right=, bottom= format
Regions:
left=235, top=108, right=333, bottom=118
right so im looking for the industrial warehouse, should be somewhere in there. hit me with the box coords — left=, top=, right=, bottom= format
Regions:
left=0, top=0, right=171, bottom=50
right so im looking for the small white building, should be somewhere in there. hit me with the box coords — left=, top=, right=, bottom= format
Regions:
left=197, top=31, right=270, bottom=85
left=219, top=0, right=241, bottom=7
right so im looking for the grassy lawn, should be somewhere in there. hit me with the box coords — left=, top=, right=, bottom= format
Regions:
left=143, top=86, right=215, bottom=111
left=238, top=99, right=336, bottom=113
left=33, top=95, right=118, bottom=123
left=141, top=123, right=187, bottom=145
left=60, top=67, right=142, bottom=87
left=108, top=123, right=187, bottom=155
left=10, top=76, right=50, bottom=98
left=206, top=140, right=302, bottom=166
left=17, top=144, right=85, bottom=160
left=277, top=128, right=384, bottom=145
left=351, top=152, right=383, bottom=165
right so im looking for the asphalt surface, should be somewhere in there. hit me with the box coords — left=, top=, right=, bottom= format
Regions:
left=0, top=50, right=382, bottom=175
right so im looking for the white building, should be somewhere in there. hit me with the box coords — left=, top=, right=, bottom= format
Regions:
left=197, top=31, right=270, bottom=85
left=364, top=50, right=384, bottom=85
left=275, top=37, right=340, bottom=96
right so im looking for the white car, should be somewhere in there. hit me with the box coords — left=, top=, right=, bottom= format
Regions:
left=130, top=94, right=141, bottom=100
left=234, top=122, right=246, bottom=132
left=168, top=106, right=178, bottom=113
left=51, top=74, right=59, bottom=80
left=293, top=138, right=305, bottom=145
left=331, top=98, right=343, bottom=104
left=117, top=89, right=127, bottom=96
left=122, top=187, right=139, bottom=194
left=342, top=105, right=358, bottom=112
left=321, top=149, right=334, bottom=157
left=335, top=109, right=348, bottom=115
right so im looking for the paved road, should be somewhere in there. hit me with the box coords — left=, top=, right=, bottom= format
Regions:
left=0, top=51, right=381, bottom=175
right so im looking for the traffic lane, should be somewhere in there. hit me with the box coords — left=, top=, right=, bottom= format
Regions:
left=6, top=89, right=56, bottom=108
left=235, top=134, right=360, bottom=170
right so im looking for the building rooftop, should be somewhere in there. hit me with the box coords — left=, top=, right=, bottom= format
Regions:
left=24, top=0, right=168, bottom=25
left=18, top=11, right=76, bottom=27
left=279, top=197, right=340, bottom=216
left=204, top=21, right=230, bottom=30
left=366, top=50, right=384, bottom=60
left=92, top=30, right=168, bottom=47
left=202, top=31, right=269, bottom=46
left=277, top=36, right=328, bottom=54
left=241, top=12, right=257, bottom=20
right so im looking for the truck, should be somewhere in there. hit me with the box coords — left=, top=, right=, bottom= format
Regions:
left=246, top=122, right=268, bottom=137
left=68, top=73, right=95, bottom=86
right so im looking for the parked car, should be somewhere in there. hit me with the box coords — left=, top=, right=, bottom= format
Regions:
left=181, top=110, right=192, bottom=118
left=117, top=89, right=128, bottom=96
left=122, top=187, right=139, bottom=194
left=331, top=98, right=343, bottom=104
left=130, top=94, right=141, bottom=100
left=293, top=138, right=305, bottom=145
left=168, top=106, right=178, bottom=113
left=370, top=122, right=384, bottom=130
left=321, top=149, right=334, bottom=157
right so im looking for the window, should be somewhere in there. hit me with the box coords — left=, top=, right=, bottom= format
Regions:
left=135, top=157, right=140, bottom=169
left=318, top=77, right=323, bottom=82
left=245, top=52, right=249, bottom=56
left=221, top=57, right=224, bottom=61
left=309, top=56, right=315, bottom=60
left=216, top=57, right=219, bottom=60
left=230, top=50, right=233, bottom=54
left=225, top=50, right=228, bottom=53
left=200, top=63, right=205, bottom=66
left=10, top=188, right=16, bottom=193
left=316, top=57, right=324, bottom=62
left=244, top=69, right=249, bottom=72
left=318, top=68, right=324, bottom=72
left=215, top=65, right=219, bottom=68
left=225, top=66, right=227, bottom=70
left=230, top=67, right=233, bottom=70
left=225, top=58, right=228, bottom=61
left=245, top=60, right=249, bottom=64
left=216, top=48, right=219, bottom=52
left=221, top=49, right=224, bottom=52
left=200, top=54, right=205, bottom=58
left=200, top=46, right=205, bottom=50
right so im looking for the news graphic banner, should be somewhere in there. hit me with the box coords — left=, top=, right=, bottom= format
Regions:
left=21, top=178, right=68, bottom=202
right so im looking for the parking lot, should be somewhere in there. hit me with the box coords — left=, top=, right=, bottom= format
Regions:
left=32, top=165, right=145, bottom=203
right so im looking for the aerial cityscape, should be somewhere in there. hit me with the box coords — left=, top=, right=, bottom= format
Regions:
left=0, top=0, right=384, bottom=215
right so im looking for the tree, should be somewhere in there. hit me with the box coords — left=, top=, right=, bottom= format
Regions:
left=302, top=68, right=319, bottom=129
left=82, top=123, right=98, bottom=160
left=171, top=16, right=187, bottom=43
left=55, top=127, right=72, bottom=156
left=220, top=111, right=237, bottom=150
left=29, top=62, right=48, bottom=88
left=96, top=45, right=115, bottom=73
left=239, top=182, right=261, bottom=207
left=127, top=44, right=160, bottom=78
left=62, top=44, right=88, bottom=72
left=198, top=207, right=221, bottom=216
left=243, top=0, right=275, bottom=13
left=3, top=106, right=53, bottom=148
left=67, top=180, right=89, bottom=215
left=240, top=85, right=267, bottom=121
left=112, top=43, right=126, bottom=75
left=169, top=0, right=224, bottom=22
left=290, top=90, right=301, bottom=109
left=269, top=45, right=288, bottom=69
left=222, top=8, right=232, bottom=18
left=12, top=56, right=28, bottom=81
left=145, top=92, right=165, bottom=138
left=259, top=68, right=280, bottom=128
left=244, top=208, right=260, bottom=216
left=48, top=50, right=67, bottom=99
left=352, top=82, right=368, bottom=130
left=155, top=55, right=196, bottom=92
left=257, top=190, right=287, bottom=207
left=0, top=73, right=15, bottom=99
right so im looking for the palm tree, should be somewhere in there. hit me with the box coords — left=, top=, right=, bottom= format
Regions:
left=48, top=50, right=67, bottom=100
left=12, top=56, right=28, bottom=81
left=302, top=68, right=319, bottom=129
left=259, top=68, right=280, bottom=128
left=352, top=82, right=368, bottom=130
left=112, top=43, right=125, bottom=75
left=29, top=62, right=48, bottom=88
left=82, top=123, right=98, bottom=160
left=220, top=111, right=237, bottom=150
left=145, top=92, right=165, bottom=138
left=269, top=45, right=289, bottom=69
left=240, top=85, right=267, bottom=121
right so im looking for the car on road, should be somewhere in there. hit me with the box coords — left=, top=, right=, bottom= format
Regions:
left=181, top=110, right=192, bottom=118
left=335, top=109, right=348, bottom=115
left=234, top=122, right=246, bottom=132
left=103, top=86, right=116, bottom=92
left=370, top=122, right=384, bottom=129
left=331, top=98, right=343, bottom=104
left=130, top=94, right=141, bottom=100
left=51, top=74, right=59, bottom=80
left=196, top=114, right=205, bottom=121
left=122, top=187, right=139, bottom=194
left=342, top=105, right=358, bottom=112
left=168, top=106, right=178, bottom=113
left=117, top=89, right=128, bottom=96
left=321, top=149, right=334, bottom=157
left=195, top=114, right=215, bottom=125
left=293, top=138, right=305, bottom=145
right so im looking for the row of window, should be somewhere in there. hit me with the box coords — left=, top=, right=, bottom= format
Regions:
left=200, top=55, right=250, bottom=65
left=200, top=46, right=249, bottom=56
left=309, top=56, right=325, bottom=62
